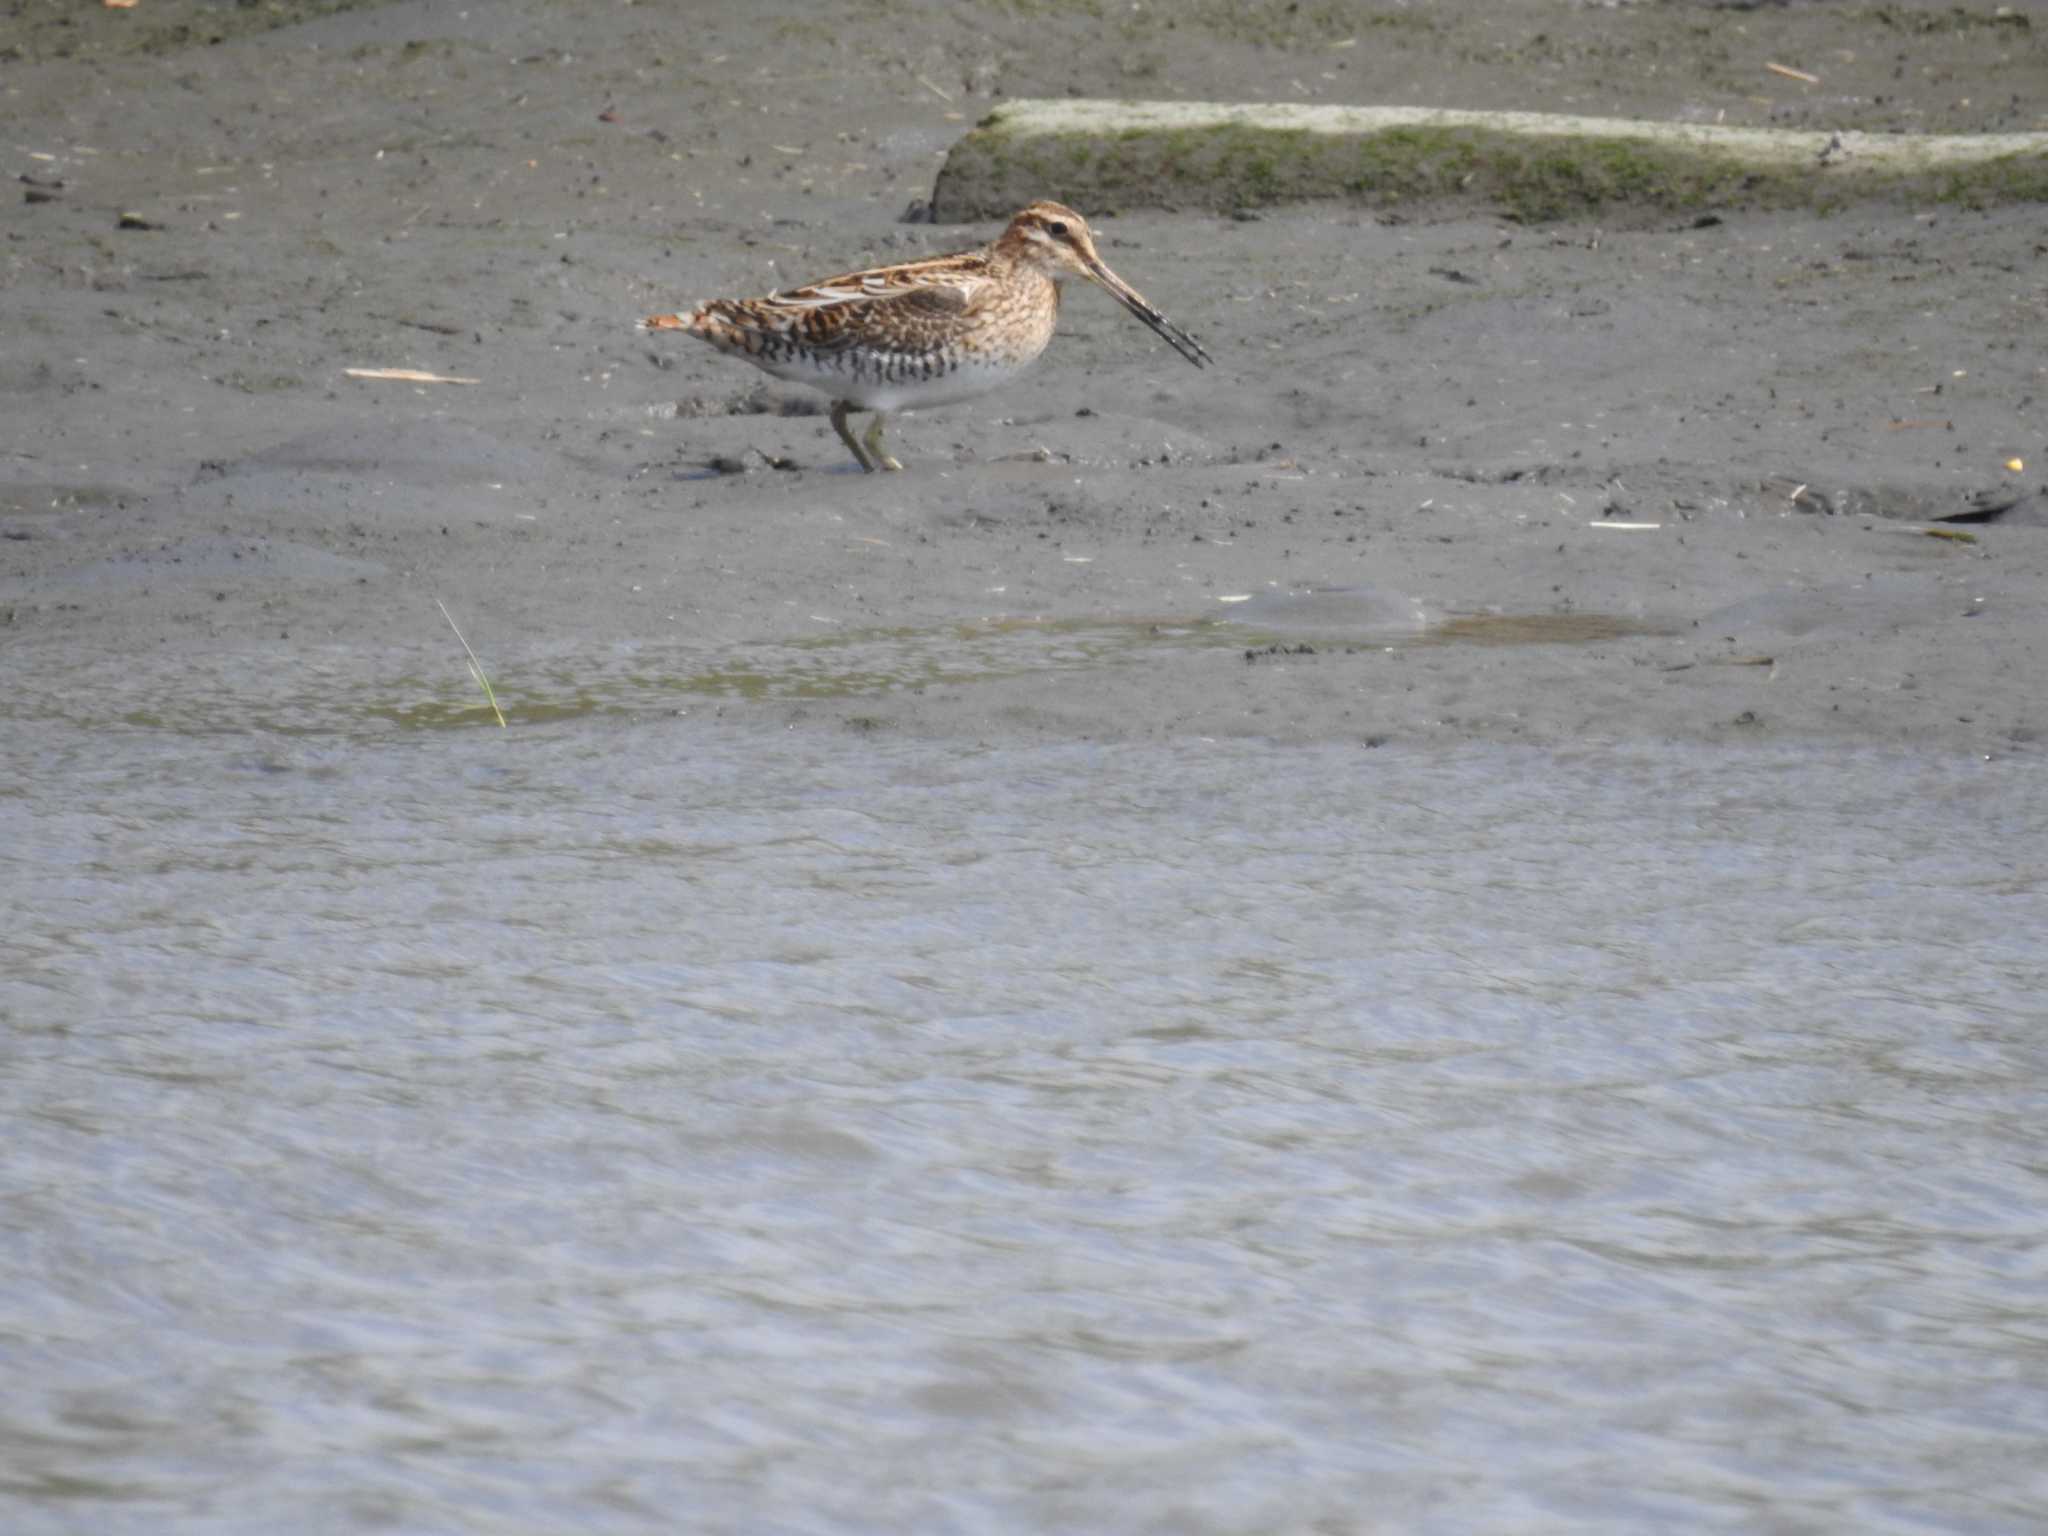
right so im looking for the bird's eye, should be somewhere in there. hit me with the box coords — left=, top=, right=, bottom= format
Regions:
left=1048, top=221, right=1068, bottom=237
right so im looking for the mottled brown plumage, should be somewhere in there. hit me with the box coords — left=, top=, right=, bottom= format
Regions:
left=643, top=201, right=1209, bottom=472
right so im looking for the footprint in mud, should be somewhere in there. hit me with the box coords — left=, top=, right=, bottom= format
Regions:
left=1697, top=579, right=1985, bottom=641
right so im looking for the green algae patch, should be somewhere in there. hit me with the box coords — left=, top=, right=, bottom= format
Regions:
left=933, top=101, right=2048, bottom=223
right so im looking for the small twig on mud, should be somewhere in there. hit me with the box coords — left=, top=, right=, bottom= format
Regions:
left=377, top=314, right=465, bottom=337
left=1765, top=62, right=1820, bottom=85
left=345, top=367, right=480, bottom=385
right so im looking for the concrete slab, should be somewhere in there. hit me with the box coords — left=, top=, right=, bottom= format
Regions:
left=933, top=99, right=2048, bottom=222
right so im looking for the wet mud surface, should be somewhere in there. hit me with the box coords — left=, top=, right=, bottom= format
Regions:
left=4, top=0, right=2045, bottom=752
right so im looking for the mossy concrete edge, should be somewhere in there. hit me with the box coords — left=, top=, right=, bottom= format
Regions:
left=931, top=100, right=2048, bottom=223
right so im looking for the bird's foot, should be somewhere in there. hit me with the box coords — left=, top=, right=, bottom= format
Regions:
left=861, top=413, right=902, bottom=473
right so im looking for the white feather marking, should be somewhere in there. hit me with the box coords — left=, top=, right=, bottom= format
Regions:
left=772, top=273, right=990, bottom=310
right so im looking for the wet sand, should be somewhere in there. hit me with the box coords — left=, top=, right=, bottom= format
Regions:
left=5, top=0, right=2045, bottom=752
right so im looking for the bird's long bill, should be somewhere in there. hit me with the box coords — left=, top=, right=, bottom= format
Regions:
left=1084, top=257, right=1212, bottom=369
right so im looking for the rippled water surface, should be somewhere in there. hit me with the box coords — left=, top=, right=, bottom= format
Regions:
left=5, top=658, right=2047, bottom=1534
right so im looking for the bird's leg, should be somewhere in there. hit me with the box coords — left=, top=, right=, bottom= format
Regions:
left=831, top=400, right=875, bottom=473
left=862, top=412, right=904, bottom=473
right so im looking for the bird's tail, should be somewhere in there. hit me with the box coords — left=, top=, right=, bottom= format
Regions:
left=642, top=302, right=772, bottom=361
left=639, top=306, right=704, bottom=334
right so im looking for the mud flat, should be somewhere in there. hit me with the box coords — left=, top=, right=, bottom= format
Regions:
left=3, top=0, right=2044, bottom=753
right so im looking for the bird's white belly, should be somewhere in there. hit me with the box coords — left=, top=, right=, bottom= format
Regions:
left=754, top=349, right=1041, bottom=413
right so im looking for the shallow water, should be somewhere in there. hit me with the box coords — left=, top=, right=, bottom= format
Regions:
left=5, top=655, right=2047, bottom=1534
left=3, top=598, right=1660, bottom=737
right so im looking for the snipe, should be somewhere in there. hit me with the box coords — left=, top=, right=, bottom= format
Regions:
left=643, top=201, right=1210, bottom=472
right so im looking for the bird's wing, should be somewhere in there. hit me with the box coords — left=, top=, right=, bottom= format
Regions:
left=729, top=269, right=987, bottom=353
left=773, top=255, right=990, bottom=310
